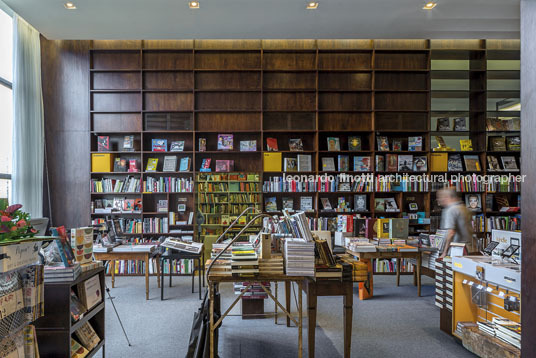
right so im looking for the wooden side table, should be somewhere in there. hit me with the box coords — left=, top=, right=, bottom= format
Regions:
left=94, top=251, right=161, bottom=300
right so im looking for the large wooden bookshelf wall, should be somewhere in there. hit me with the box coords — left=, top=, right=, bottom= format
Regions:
left=89, top=39, right=520, bottom=254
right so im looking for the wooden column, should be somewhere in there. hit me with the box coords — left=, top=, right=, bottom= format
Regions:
left=521, top=1, right=536, bottom=356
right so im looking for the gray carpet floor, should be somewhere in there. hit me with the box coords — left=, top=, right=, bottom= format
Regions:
left=100, top=275, right=475, bottom=358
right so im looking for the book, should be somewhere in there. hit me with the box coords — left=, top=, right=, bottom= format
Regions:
left=134, top=198, right=142, bottom=211
left=374, top=198, right=385, bottom=212
left=375, top=155, right=385, bottom=172
left=377, top=136, right=389, bottom=151
left=465, top=193, right=482, bottom=211
left=263, top=153, right=282, bottom=171
left=264, top=197, right=277, bottom=212
left=437, top=117, right=451, bottom=131
left=487, top=155, right=501, bottom=171
left=179, top=157, right=191, bottom=171
left=282, top=197, right=294, bottom=211
left=460, top=139, right=473, bottom=151
left=489, top=136, right=507, bottom=151
left=506, top=136, right=520, bottom=151
left=70, top=290, right=86, bottom=321
left=113, top=158, right=127, bottom=172
left=413, top=156, right=427, bottom=171
left=447, top=154, right=463, bottom=171
left=434, top=136, right=448, bottom=149
left=123, top=199, right=134, bottom=212
left=322, top=157, right=336, bottom=171
left=354, top=156, right=371, bottom=172
left=97, top=136, right=110, bottom=152
left=266, top=137, right=279, bottom=151
left=389, top=218, right=408, bottom=239
left=163, top=156, right=177, bottom=172
left=215, top=160, right=234, bottom=172
left=348, top=136, right=361, bottom=151
left=157, top=199, right=168, bottom=213
left=289, top=139, right=304, bottom=151
left=327, top=137, right=340, bottom=151
left=463, top=155, right=481, bottom=171
left=75, top=322, right=100, bottom=351
left=198, top=138, right=207, bottom=152
left=300, top=196, right=314, bottom=211
left=398, top=155, right=413, bottom=171
left=384, top=198, right=398, bottom=212
left=128, top=159, right=139, bottom=172
left=386, top=154, right=398, bottom=172
left=284, top=157, right=298, bottom=172
left=217, top=134, right=233, bottom=151
left=122, top=135, right=135, bottom=151
left=501, top=156, right=518, bottom=170
left=408, top=136, right=422, bottom=151
left=320, top=198, right=332, bottom=210
left=354, top=195, right=367, bottom=212
left=392, top=139, right=402, bottom=151
left=71, top=338, right=90, bottom=358
left=240, top=140, right=257, bottom=152
left=430, top=153, right=448, bottom=171
left=454, top=117, right=468, bottom=131
left=297, top=154, right=312, bottom=172
left=200, top=158, right=212, bottom=172
left=170, top=141, right=185, bottom=152
left=152, top=139, right=167, bottom=152
left=338, top=155, right=349, bottom=171
left=77, top=274, right=102, bottom=311
left=146, top=158, right=158, bottom=172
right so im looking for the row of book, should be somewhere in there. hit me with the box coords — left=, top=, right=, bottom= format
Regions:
left=473, top=215, right=521, bottom=232
left=478, top=317, right=521, bottom=349
left=143, top=176, right=193, bottom=193
left=104, top=259, right=164, bottom=275
left=374, top=176, right=430, bottom=192
left=90, top=177, right=141, bottom=193
left=92, top=197, right=142, bottom=214
left=143, top=217, right=169, bottom=234
left=198, top=193, right=259, bottom=204
left=198, top=182, right=260, bottom=192
left=373, top=258, right=415, bottom=273
left=263, top=177, right=317, bottom=193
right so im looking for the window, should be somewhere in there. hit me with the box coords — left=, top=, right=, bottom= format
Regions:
left=0, top=8, right=13, bottom=199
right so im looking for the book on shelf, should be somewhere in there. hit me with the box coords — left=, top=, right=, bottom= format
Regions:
left=146, top=158, right=158, bottom=172
left=152, top=139, right=167, bottom=152
left=489, top=136, right=507, bottom=151
left=375, top=155, right=385, bottom=172
left=398, top=155, right=413, bottom=171
left=300, top=196, right=314, bottom=212
left=199, top=158, right=212, bottom=172
left=459, top=139, right=473, bottom=151
left=75, top=322, right=100, bottom=352
left=297, top=154, right=312, bottom=172
left=327, top=137, right=340, bottom=151
left=433, top=136, right=454, bottom=151
left=284, top=157, right=298, bottom=172
left=377, top=136, right=389, bottom=151
left=453, top=117, right=468, bottom=131
left=198, top=138, right=207, bottom=152
left=338, top=155, right=349, bottom=171
left=128, top=159, right=139, bottom=172
left=391, top=139, right=402, bottom=151
left=70, top=289, right=87, bottom=321
left=413, top=156, right=427, bottom=172
left=320, top=197, right=332, bottom=210
left=348, top=136, right=361, bottom=151
left=163, top=156, right=177, bottom=172
left=217, top=134, right=234, bottom=151
left=113, top=158, right=127, bottom=172
left=408, top=136, right=422, bottom=151
left=264, top=196, right=278, bottom=212
left=97, top=136, right=110, bottom=152
left=282, top=197, right=294, bottom=211
left=501, top=156, right=518, bottom=171
left=263, top=152, right=282, bottom=172
left=430, top=153, right=448, bottom=171
left=374, top=198, right=385, bottom=212
left=447, top=154, right=463, bottom=172
left=289, top=138, right=304, bottom=151
left=122, top=135, right=135, bottom=151
left=389, top=218, right=409, bottom=239
left=384, top=198, right=398, bottom=212
left=436, top=117, right=451, bottom=131
left=463, top=155, right=481, bottom=171
left=215, top=160, right=234, bottom=172
left=354, top=156, right=371, bottom=172
left=240, top=140, right=257, bottom=152
left=465, top=193, right=482, bottom=212
left=386, top=154, right=398, bottom=171
left=322, top=157, right=336, bottom=171
left=354, top=194, right=367, bottom=212
left=157, top=199, right=168, bottom=213
left=506, top=136, right=520, bottom=151
left=179, top=157, right=191, bottom=171
left=169, top=140, right=185, bottom=152
left=266, top=137, right=279, bottom=151
left=77, top=274, right=102, bottom=311
left=71, top=338, right=90, bottom=358
left=486, top=117, right=520, bottom=131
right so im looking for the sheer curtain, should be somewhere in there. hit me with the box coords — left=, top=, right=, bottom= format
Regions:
left=11, top=15, right=44, bottom=218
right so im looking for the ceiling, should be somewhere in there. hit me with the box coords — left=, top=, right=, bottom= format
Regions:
left=2, top=0, right=520, bottom=40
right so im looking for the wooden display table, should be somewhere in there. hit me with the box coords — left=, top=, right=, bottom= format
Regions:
left=346, top=249, right=422, bottom=299
left=94, top=251, right=161, bottom=300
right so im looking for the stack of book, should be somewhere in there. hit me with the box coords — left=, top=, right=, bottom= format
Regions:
left=113, top=244, right=157, bottom=253
left=315, top=264, right=343, bottom=279
left=231, top=243, right=259, bottom=276
left=233, top=282, right=270, bottom=299
left=44, top=263, right=81, bottom=283
left=284, top=238, right=315, bottom=276
left=434, top=257, right=453, bottom=310
left=80, top=261, right=103, bottom=273
left=493, top=318, right=521, bottom=349
left=161, top=238, right=203, bottom=254
left=455, top=321, right=477, bottom=337
left=258, top=255, right=284, bottom=275
left=477, top=321, right=496, bottom=336
left=346, top=238, right=376, bottom=253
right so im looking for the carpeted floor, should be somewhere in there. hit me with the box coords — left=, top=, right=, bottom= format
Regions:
left=100, top=275, right=475, bottom=358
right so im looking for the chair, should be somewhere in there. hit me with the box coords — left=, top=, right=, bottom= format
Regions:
left=160, top=249, right=204, bottom=300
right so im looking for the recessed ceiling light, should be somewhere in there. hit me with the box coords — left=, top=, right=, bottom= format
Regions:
left=189, top=1, right=200, bottom=9
left=422, top=1, right=437, bottom=10
left=306, top=2, right=319, bottom=9
left=64, top=2, right=76, bottom=9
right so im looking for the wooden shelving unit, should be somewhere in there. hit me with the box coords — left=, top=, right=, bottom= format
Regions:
left=89, top=39, right=521, bottom=259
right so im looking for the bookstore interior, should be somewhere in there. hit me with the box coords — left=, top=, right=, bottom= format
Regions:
left=0, top=0, right=533, bottom=357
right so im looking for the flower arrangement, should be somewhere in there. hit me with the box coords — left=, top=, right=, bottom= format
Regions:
left=0, top=203, right=37, bottom=242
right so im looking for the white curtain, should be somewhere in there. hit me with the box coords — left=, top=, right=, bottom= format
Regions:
left=11, top=16, right=44, bottom=218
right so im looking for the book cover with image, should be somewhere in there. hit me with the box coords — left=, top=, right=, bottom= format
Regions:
left=348, top=136, right=362, bottom=151
left=327, top=137, right=341, bottom=151
left=289, top=139, right=304, bottom=151
left=217, top=134, right=234, bottom=151
left=354, top=156, right=371, bottom=172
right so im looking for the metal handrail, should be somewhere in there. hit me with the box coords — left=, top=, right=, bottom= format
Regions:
left=214, top=206, right=260, bottom=244
left=206, top=213, right=273, bottom=282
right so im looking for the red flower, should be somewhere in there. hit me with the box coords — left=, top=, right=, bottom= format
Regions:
left=1, top=216, right=11, bottom=222
left=10, top=226, right=17, bottom=232
left=30, top=228, right=37, bottom=233
left=16, top=220, right=27, bottom=228
left=5, top=204, right=22, bottom=214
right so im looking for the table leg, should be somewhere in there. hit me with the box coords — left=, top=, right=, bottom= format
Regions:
left=307, top=282, right=317, bottom=358
left=209, top=283, right=215, bottom=358
left=192, top=259, right=195, bottom=293
left=413, top=269, right=417, bottom=286
left=417, top=253, right=422, bottom=297
left=145, top=255, right=149, bottom=300
left=161, top=259, right=164, bottom=301
left=111, top=260, right=116, bottom=288
left=298, top=282, right=303, bottom=358
left=156, top=257, right=161, bottom=289
left=285, top=281, right=291, bottom=327
left=169, top=260, right=172, bottom=287
left=343, top=282, right=353, bottom=358
left=396, top=258, right=401, bottom=286
left=275, top=282, right=278, bottom=324
left=198, top=258, right=201, bottom=300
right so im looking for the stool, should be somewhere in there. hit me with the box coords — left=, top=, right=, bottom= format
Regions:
left=160, top=250, right=204, bottom=300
